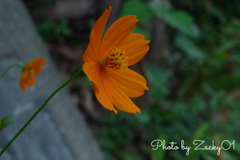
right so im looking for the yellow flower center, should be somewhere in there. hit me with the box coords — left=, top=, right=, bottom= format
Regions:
left=29, top=68, right=35, bottom=76
left=99, top=48, right=128, bottom=70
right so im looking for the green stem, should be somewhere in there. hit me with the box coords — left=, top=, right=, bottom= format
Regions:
left=0, top=69, right=83, bottom=157
left=0, top=64, right=24, bottom=81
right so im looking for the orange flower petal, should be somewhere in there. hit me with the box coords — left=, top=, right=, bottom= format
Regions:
left=20, top=58, right=46, bottom=92
left=34, top=59, right=46, bottom=74
left=35, top=58, right=46, bottom=66
left=93, top=75, right=117, bottom=113
left=91, top=6, right=112, bottom=59
left=102, top=69, right=140, bottom=113
left=82, top=43, right=98, bottom=63
left=82, top=7, right=150, bottom=113
left=100, top=16, right=139, bottom=58
left=119, top=33, right=150, bottom=66
left=20, top=79, right=27, bottom=92
left=105, top=69, right=144, bottom=97
left=83, top=62, right=100, bottom=83
left=34, top=67, right=42, bottom=75
left=25, top=58, right=44, bottom=68
left=20, top=70, right=29, bottom=79
left=23, top=58, right=46, bottom=75
left=127, top=46, right=149, bottom=66
left=82, top=7, right=112, bottom=62
left=105, top=67, right=149, bottom=91
left=26, top=76, right=36, bottom=86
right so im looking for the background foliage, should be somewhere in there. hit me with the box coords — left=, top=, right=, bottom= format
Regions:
left=23, top=0, right=240, bottom=159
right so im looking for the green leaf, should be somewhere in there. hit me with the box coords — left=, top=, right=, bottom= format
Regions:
left=150, top=2, right=199, bottom=38
left=178, top=75, right=195, bottom=98
left=99, top=138, right=116, bottom=149
left=206, top=5, right=226, bottom=22
left=37, top=20, right=72, bottom=40
left=145, top=66, right=170, bottom=101
left=192, top=123, right=209, bottom=140
left=233, top=141, right=240, bottom=154
left=209, top=91, right=225, bottom=110
left=189, top=96, right=206, bottom=112
left=215, top=40, right=239, bottom=54
left=164, top=11, right=199, bottom=38
left=121, top=0, right=154, bottom=23
left=171, top=151, right=185, bottom=160
left=172, top=102, right=187, bottom=119
left=175, top=35, right=206, bottom=59
left=151, top=134, right=168, bottom=160
left=186, top=123, right=209, bottom=160
left=201, top=152, right=217, bottom=160
left=223, top=150, right=237, bottom=160
left=117, top=151, right=144, bottom=160
left=131, top=25, right=151, bottom=40
left=134, top=109, right=150, bottom=125
left=210, top=70, right=240, bottom=90
left=0, top=115, right=13, bottom=131
left=149, top=1, right=172, bottom=18
left=228, top=54, right=240, bottom=63
left=55, top=20, right=72, bottom=36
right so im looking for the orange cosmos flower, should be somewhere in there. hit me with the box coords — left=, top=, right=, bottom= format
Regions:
left=82, top=6, right=150, bottom=114
left=20, top=58, right=46, bottom=92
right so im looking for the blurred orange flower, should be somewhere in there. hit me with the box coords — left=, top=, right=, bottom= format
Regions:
left=20, top=58, right=46, bottom=92
left=82, top=6, right=150, bottom=114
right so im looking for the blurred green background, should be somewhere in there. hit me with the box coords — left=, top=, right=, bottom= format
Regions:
left=23, top=0, right=240, bottom=159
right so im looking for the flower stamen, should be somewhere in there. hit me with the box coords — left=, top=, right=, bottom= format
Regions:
left=29, top=68, right=35, bottom=76
left=99, top=48, right=128, bottom=70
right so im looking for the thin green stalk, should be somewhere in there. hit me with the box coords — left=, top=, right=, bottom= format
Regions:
left=0, top=64, right=24, bottom=81
left=0, top=69, right=83, bottom=157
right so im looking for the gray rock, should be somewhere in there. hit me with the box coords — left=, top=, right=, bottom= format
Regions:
left=0, top=0, right=104, bottom=160
left=33, top=0, right=94, bottom=20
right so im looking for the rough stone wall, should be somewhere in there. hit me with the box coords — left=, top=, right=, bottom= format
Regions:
left=0, top=0, right=104, bottom=160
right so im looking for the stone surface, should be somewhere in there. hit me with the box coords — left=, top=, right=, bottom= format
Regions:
left=34, top=0, right=94, bottom=20
left=0, top=0, right=104, bottom=160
